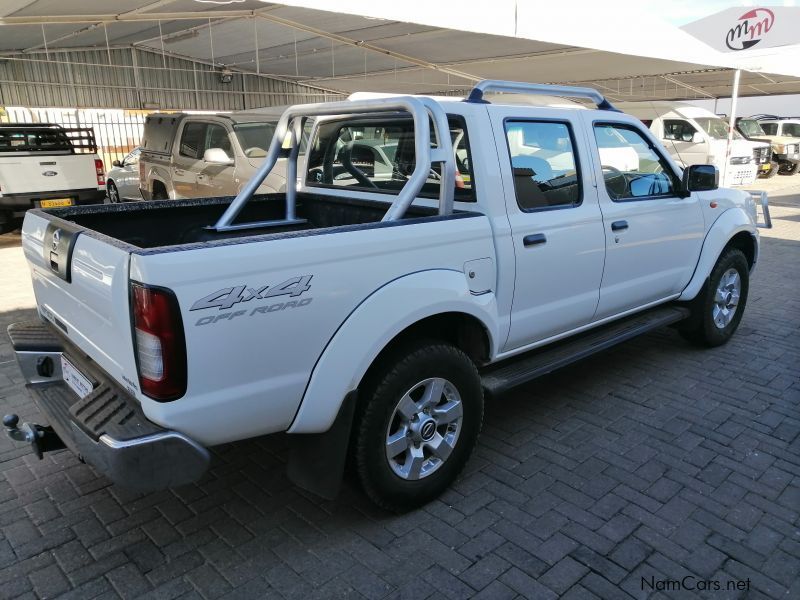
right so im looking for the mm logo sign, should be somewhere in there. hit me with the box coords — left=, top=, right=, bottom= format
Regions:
left=726, top=8, right=775, bottom=51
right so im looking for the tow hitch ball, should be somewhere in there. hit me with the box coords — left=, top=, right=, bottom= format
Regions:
left=3, top=414, right=65, bottom=459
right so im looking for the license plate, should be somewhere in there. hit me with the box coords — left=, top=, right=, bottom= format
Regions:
left=61, top=356, right=93, bottom=399
left=40, top=198, right=73, bottom=208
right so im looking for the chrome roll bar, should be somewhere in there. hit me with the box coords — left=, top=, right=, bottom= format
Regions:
left=210, top=96, right=455, bottom=232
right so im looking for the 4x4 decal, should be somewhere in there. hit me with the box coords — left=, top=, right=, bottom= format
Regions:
left=191, top=276, right=312, bottom=311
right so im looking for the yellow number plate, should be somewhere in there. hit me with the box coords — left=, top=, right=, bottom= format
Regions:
left=40, top=198, right=73, bottom=208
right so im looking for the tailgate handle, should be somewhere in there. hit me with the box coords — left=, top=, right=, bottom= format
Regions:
left=43, top=222, right=81, bottom=283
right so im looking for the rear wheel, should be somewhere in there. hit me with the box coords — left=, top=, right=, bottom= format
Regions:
left=107, top=181, right=120, bottom=203
left=679, top=248, right=749, bottom=347
left=355, top=342, right=483, bottom=512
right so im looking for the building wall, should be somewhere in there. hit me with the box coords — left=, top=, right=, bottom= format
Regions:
left=0, top=48, right=342, bottom=111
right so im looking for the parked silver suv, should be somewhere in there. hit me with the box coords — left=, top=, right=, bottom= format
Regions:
left=139, top=108, right=287, bottom=200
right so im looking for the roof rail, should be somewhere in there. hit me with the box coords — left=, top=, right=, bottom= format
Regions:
left=466, top=80, right=619, bottom=112
left=749, top=114, right=781, bottom=121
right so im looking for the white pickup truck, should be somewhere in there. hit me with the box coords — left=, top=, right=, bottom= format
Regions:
left=5, top=81, right=771, bottom=511
left=0, top=124, right=106, bottom=234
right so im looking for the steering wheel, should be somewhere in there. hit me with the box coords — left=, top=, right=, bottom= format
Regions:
left=339, top=143, right=378, bottom=189
left=601, top=165, right=628, bottom=199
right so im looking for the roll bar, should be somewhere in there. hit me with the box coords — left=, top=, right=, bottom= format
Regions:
left=210, top=96, right=455, bottom=232
left=467, top=80, right=619, bottom=112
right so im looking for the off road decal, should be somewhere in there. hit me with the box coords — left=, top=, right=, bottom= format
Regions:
left=190, top=276, right=312, bottom=311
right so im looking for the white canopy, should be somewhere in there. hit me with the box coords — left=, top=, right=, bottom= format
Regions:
left=1, top=0, right=799, bottom=102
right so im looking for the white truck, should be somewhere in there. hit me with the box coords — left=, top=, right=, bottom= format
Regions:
left=0, top=124, right=106, bottom=234
left=616, top=102, right=770, bottom=185
left=5, top=81, right=771, bottom=511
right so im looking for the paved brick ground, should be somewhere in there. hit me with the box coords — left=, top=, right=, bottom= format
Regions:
left=0, top=192, right=798, bottom=599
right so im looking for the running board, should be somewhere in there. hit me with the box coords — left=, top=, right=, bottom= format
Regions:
left=481, top=306, right=689, bottom=396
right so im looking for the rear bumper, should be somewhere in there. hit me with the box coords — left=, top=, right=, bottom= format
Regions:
left=0, top=188, right=105, bottom=216
left=6, top=321, right=209, bottom=491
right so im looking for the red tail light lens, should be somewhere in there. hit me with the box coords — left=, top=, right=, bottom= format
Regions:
left=131, top=282, right=187, bottom=401
left=94, top=159, right=105, bottom=186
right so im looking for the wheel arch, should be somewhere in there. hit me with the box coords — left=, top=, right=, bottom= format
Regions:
left=288, top=269, right=499, bottom=434
left=679, top=208, right=757, bottom=301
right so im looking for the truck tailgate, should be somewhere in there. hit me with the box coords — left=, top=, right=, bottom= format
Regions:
left=0, top=154, right=98, bottom=194
left=21, top=211, right=138, bottom=394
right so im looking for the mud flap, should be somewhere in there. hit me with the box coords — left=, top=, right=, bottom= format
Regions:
left=286, top=390, right=357, bottom=499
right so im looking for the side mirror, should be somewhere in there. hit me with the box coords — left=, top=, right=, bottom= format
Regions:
left=682, top=164, right=718, bottom=193
left=112, top=160, right=122, bottom=167
left=203, top=148, right=233, bottom=165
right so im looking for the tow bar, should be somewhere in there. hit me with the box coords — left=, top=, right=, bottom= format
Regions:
left=3, top=414, right=65, bottom=459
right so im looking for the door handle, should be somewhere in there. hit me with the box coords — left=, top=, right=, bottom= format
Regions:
left=174, top=169, right=185, bottom=175
left=523, top=233, right=547, bottom=247
left=611, top=220, right=629, bottom=231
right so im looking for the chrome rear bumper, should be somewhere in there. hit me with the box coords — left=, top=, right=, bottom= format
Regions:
left=6, top=320, right=209, bottom=491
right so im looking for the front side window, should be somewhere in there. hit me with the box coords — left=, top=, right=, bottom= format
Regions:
left=663, top=119, right=698, bottom=142
left=504, top=120, right=580, bottom=211
left=305, top=115, right=475, bottom=202
left=593, top=123, right=677, bottom=201
left=205, top=124, right=232, bottom=157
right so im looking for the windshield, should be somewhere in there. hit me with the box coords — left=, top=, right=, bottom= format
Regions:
left=738, top=119, right=766, bottom=137
left=695, top=118, right=732, bottom=140
left=233, top=122, right=277, bottom=158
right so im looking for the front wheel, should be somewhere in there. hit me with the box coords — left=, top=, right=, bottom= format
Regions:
left=778, top=161, right=800, bottom=175
left=679, top=248, right=749, bottom=347
left=355, top=342, right=483, bottom=512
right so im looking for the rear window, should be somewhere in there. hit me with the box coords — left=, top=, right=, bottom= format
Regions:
left=305, top=115, right=476, bottom=202
left=0, top=128, right=73, bottom=152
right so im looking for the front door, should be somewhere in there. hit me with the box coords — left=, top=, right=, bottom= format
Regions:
left=588, top=119, right=705, bottom=319
left=490, top=111, right=606, bottom=350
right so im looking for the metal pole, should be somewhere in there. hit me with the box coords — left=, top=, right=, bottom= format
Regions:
left=722, top=69, right=741, bottom=188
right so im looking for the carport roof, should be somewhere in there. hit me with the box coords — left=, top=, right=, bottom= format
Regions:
left=1, top=0, right=799, bottom=102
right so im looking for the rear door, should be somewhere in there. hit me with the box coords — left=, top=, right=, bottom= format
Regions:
left=488, top=108, right=606, bottom=350
left=587, top=118, right=705, bottom=318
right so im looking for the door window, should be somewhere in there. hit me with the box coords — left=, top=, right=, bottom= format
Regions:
left=504, top=120, right=581, bottom=211
left=593, top=123, right=678, bottom=201
left=205, top=124, right=232, bottom=157
left=663, top=119, right=698, bottom=142
left=179, top=122, right=206, bottom=159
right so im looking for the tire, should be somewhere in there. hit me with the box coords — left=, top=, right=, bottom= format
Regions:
left=152, top=183, right=169, bottom=200
left=679, top=248, right=749, bottom=347
left=778, top=161, right=799, bottom=175
left=758, top=162, right=779, bottom=179
left=355, top=341, right=483, bottom=512
left=107, top=181, right=120, bottom=203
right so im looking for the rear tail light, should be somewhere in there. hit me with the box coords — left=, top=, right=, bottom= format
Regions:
left=94, top=159, right=105, bottom=187
left=131, top=282, right=187, bottom=401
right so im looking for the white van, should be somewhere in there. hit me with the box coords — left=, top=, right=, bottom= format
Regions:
left=617, top=102, right=767, bottom=186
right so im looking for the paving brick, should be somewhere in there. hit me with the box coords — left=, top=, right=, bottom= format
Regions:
left=1, top=208, right=800, bottom=598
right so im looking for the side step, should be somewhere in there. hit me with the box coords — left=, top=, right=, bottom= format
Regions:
left=481, top=306, right=689, bottom=396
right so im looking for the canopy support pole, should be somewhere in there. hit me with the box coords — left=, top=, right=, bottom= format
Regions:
left=722, top=69, right=741, bottom=188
